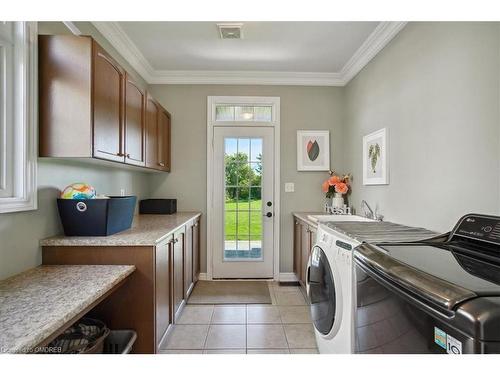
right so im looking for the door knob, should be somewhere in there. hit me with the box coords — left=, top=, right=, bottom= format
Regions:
left=264, top=212, right=273, bottom=218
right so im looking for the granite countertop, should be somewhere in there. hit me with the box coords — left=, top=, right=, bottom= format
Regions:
left=0, top=264, right=135, bottom=354
left=292, top=212, right=324, bottom=227
left=40, top=212, right=201, bottom=247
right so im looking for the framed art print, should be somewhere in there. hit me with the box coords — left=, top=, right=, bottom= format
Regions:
left=363, top=128, right=389, bottom=185
left=297, top=130, right=330, bottom=171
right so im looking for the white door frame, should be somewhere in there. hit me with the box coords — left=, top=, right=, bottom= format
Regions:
left=207, top=96, right=280, bottom=280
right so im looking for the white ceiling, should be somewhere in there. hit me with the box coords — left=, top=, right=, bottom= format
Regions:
left=118, top=22, right=378, bottom=72
left=91, top=21, right=407, bottom=85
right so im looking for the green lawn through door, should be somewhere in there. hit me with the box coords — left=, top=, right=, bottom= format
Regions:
left=224, top=199, right=262, bottom=240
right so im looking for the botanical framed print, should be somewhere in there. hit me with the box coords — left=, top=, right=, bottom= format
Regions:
left=363, top=128, right=389, bottom=185
left=297, top=130, right=330, bottom=171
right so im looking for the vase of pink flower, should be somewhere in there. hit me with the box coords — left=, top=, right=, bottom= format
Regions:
left=322, top=171, right=351, bottom=209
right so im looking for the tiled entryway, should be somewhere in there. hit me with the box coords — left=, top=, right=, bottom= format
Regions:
left=160, top=282, right=319, bottom=354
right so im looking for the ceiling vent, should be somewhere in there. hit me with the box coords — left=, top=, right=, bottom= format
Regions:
left=217, top=23, right=243, bottom=39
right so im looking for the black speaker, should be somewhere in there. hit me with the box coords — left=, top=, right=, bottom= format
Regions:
left=139, top=199, right=177, bottom=215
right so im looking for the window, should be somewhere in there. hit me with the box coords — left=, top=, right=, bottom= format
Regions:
left=0, top=22, right=37, bottom=213
left=215, top=105, right=272, bottom=122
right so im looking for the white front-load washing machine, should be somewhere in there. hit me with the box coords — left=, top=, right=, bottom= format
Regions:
left=306, top=223, right=361, bottom=354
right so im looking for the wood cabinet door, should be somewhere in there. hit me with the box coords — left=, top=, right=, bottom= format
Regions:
left=184, top=222, right=194, bottom=299
left=172, top=228, right=185, bottom=321
left=124, top=75, right=145, bottom=166
left=145, top=95, right=160, bottom=169
left=192, top=218, right=200, bottom=283
left=92, top=42, right=124, bottom=162
left=300, top=222, right=310, bottom=285
left=157, top=109, right=171, bottom=171
left=155, top=238, right=171, bottom=347
left=293, top=219, right=302, bottom=281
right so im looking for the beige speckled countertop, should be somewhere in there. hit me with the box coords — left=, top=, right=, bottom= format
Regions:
left=0, top=265, right=135, bottom=354
left=292, top=212, right=324, bottom=227
left=40, top=212, right=201, bottom=247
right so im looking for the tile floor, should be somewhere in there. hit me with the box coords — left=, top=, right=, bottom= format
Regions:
left=160, top=282, right=319, bottom=354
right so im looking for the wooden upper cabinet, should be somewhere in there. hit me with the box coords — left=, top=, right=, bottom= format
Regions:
left=124, top=75, right=146, bottom=166
left=39, top=35, right=170, bottom=172
left=158, top=109, right=171, bottom=172
left=145, top=95, right=160, bottom=169
left=39, top=35, right=93, bottom=157
left=92, top=42, right=125, bottom=162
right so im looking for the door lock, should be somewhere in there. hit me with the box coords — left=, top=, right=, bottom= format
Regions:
left=264, top=212, right=273, bottom=218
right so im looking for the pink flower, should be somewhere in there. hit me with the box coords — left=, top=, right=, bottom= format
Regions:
left=334, top=182, right=348, bottom=195
left=328, top=176, right=341, bottom=186
left=322, top=180, right=330, bottom=193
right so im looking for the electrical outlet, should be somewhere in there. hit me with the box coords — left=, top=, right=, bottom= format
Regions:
left=120, top=189, right=125, bottom=197
left=284, top=182, right=295, bottom=193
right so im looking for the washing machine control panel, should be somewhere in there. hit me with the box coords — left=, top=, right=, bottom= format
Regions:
left=336, top=240, right=353, bottom=251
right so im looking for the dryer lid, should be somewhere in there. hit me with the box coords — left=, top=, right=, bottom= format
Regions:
left=373, top=243, right=500, bottom=297
left=354, top=243, right=478, bottom=311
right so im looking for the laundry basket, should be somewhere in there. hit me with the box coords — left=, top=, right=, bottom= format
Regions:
left=103, top=330, right=137, bottom=354
left=47, top=318, right=110, bottom=354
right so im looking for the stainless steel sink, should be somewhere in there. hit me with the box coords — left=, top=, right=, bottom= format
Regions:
left=307, top=214, right=375, bottom=223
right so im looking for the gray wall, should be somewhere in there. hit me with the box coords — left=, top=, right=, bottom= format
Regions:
left=0, top=22, right=151, bottom=280
left=0, top=160, right=150, bottom=280
left=3, top=21, right=499, bottom=280
left=344, top=22, right=500, bottom=232
left=148, top=85, right=345, bottom=273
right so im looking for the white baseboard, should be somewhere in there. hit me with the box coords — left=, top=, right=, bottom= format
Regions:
left=198, top=272, right=297, bottom=282
left=279, top=272, right=298, bottom=282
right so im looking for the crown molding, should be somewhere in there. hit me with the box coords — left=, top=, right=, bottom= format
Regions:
left=149, top=70, right=344, bottom=86
left=92, top=21, right=156, bottom=82
left=92, top=21, right=407, bottom=86
left=63, top=22, right=82, bottom=36
left=340, top=21, right=407, bottom=84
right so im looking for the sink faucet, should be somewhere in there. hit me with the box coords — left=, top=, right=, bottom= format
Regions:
left=361, top=200, right=374, bottom=219
left=361, top=200, right=383, bottom=221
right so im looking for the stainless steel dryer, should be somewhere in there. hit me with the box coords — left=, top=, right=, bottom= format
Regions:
left=354, top=213, right=500, bottom=354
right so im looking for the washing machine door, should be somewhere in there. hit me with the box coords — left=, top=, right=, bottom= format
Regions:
left=307, top=245, right=339, bottom=336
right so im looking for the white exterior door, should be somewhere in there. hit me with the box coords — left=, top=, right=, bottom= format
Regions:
left=212, top=126, right=275, bottom=278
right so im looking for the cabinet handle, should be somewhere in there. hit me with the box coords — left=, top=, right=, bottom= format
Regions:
left=126, top=153, right=131, bottom=158
left=173, top=238, right=179, bottom=244
left=158, top=162, right=165, bottom=167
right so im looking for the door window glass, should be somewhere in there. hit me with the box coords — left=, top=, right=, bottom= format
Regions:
left=216, top=105, right=272, bottom=122
left=224, top=137, right=263, bottom=260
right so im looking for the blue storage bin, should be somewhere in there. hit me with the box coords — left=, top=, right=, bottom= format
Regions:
left=57, top=196, right=137, bottom=236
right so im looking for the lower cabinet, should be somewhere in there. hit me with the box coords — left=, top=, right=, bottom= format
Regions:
left=172, top=228, right=185, bottom=322
left=155, top=240, right=171, bottom=348
left=192, top=217, right=201, bottom=284
left=184, top=216, right=201, bottom=299
left=41, top=214, right=201, bottom=354
left=293, top=216, right=317, bottom=289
